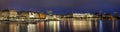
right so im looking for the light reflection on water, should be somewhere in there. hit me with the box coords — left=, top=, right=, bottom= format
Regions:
left=99, top=20, right=103, bottom=32
left=0, top=19, right=120, bottom=32
left=72, top=20, right=92, bottom=32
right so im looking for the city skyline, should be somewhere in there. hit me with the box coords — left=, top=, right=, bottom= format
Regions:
left=0, top=0, right=120, bottom=15
left=0, top=0, right=120, bottom=32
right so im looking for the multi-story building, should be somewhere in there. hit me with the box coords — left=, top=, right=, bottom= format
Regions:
left=73, top=13, right=93, bottom=18
left=28, top=11, right=39, bottom=19
left=72, top=13, right=94, bottom=20
left=0, top=9, right=18, bottom=18
left=9, top=9, right=18, bottom=17
left=17, top=11, right=40, bottom=21
left=0, top=9, right=9, bottom=20
left=45, top=14, right=61, bottom=20
left=38, top=13, right=46, bottom=19
left=18, top=11, right=40, bottom=19
left=0, top=9, right=9, bottom=17
left=0, top=9, right=46, bottom=20
left=18, top=11, right=29, bottom=18
left=0, top=9, right=18, bottom=20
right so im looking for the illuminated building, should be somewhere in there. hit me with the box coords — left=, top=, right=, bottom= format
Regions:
left=46, top=10, right=57, bottom=20
left=17, top=11, right=29, bottom=21
left=28, top=11, right=39, bottom=19
left=18, top=11, right=29, bottom=18
left=45, top=15, right=61, bottom=20
left=46, top=15, right=54, bottom=20
left=9, top=10, right=17, bottom=17
left=0, top=9, right=17, bottom=17
left=0, top=9, right=10, bottom=20
left=19, top=11, right=39, bottom=18
left=73, top=13, right=93, bottom=18
left=0, top=10, right=9, bottom=17
left=39, top=13, right=46, bottom=19
left=17, top=11, right=40, bottom=21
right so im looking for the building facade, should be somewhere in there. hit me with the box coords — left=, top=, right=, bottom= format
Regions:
left=9, top=10, right=18, bottom=17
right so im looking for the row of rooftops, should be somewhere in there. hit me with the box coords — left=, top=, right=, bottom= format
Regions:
left=0, top=9, right=44, bottom=14
left=0, top=9, right=68, bottom=16
left=0, top=9, right=119, bottom=16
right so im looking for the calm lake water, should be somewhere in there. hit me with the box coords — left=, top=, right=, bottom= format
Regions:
left=0, top=19, right=120, bottom=32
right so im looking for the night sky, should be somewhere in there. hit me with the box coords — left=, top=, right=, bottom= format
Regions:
left=0, top=0, right=120, bottom=15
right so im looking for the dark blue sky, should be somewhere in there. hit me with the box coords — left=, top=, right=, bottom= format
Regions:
left=0, top=0, right=120, bottom=15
